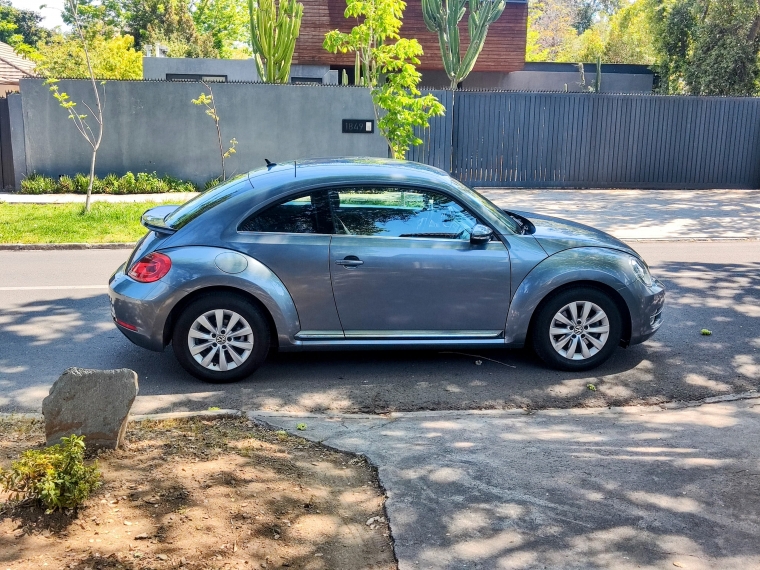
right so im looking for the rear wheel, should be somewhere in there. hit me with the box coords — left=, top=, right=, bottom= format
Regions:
left=531, top=287, right=622, bottom=372
left=172, top=294, right=270, bottom=383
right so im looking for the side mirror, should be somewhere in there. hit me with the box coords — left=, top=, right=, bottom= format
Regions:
left=470, top=224, right=493, bottom=245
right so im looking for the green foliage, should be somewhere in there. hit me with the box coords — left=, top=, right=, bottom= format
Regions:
left=36, top=30, right=143, bottom=79
left=20, top=172, right=199, bottom=194
left=421, top=0, right=507, bottom=89
left=0, top=435, right=101, bottom=512
left=324, top=0, right=445, bottom=158
left=528, top=0, right=657, bottom=65
left=652, top=0, right=760, bottom=96
left=248, top=0, right=303, bottom=83
left=191, top=0, right=250, bottom=58
left=0, top=0, right=49, bottom=58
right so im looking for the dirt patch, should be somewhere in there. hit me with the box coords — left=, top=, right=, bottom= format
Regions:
left=0, top=415, right=396, bottom=569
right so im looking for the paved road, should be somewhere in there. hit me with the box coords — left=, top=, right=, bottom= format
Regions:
left=1, top=241, right=758, bottom=414
left=253, top=398, right=760, bottom=570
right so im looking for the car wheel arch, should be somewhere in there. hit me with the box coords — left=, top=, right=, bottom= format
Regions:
left=525, top=280, right=632, bottom=349
left=505, top=248, right=636, bottom=348
left=162, top=286, right=280, bottom=350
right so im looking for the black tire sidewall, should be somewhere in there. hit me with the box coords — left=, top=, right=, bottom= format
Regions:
left=172, top=294, right=270, bottom=383
left=532, top=287, right=622, bottom=372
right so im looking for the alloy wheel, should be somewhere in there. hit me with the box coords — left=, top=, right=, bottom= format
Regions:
left=549, top=301, right=610, bottom=360
left=187, top=309, right=254, bottom=372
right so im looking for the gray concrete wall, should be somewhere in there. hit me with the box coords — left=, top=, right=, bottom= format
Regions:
left=482, top=70, right=654, bottom=93
left=19, top=79, right=388, bottom=186
left=142, top=57, right=259, bottom=82
left=420, top=69, right=654, bottom=93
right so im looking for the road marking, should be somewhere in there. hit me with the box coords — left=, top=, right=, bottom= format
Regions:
left=0, top=285, right=108, bottom=291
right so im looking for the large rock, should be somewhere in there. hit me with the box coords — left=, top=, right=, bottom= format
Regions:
left=42, top=368, right=139, bottom=450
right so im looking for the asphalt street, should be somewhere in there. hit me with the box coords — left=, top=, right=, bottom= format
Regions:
left=1, top=241, right=758, bottom=414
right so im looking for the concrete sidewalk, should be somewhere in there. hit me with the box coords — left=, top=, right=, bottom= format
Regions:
left=480, top=188, right=760, bottom=241
left=252, top=396, right=760, bottom=570
left=4, top=188, right=760, bottom=241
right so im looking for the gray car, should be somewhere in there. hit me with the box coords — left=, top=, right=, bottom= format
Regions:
left=109, top=158, right=664, bottom=382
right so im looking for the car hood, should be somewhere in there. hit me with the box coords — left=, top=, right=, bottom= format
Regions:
left=507, top=209, right=639, bottom=258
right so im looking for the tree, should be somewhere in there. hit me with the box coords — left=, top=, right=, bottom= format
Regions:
left=0, top=0, right=49, bottom=56
left=36, top=29, right=143, bottom=79
left=525, top=0, right=578, bottom=61
left=651, top=0, right=760, bottom=95
left=45, top=0, right=106, bottom=214
left=324, top=0, right=445, bottom=158
left=421, top=0, right=507, bottom=89
left=192, top=82, right=238, bottom=181
left=191, top=0, right=249, bottom=58
left=65, top=0, right=219, bottom=57
left=248, top=0, right=303, bottom=83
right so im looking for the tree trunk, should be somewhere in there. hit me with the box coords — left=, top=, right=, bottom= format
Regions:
left=85, top=149, right=96, bottom=213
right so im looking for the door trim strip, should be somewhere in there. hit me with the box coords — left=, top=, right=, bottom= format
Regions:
left=296, top=330, right=504, bottom=341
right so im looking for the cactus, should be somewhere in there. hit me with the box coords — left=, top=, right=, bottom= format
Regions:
left=594, top=56, right=602, bottom=93
left=248, top=0, right=304, bottom=84
left=342, top=69, right=348, bottom=86
left=422, top=0, right=507, bottom=89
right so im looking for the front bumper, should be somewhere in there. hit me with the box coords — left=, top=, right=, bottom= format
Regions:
left=623, top=276, right=666, bottom=346
left=108, top=263, right=180, bottom=352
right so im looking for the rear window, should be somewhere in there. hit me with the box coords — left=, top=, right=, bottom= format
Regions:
left=164, top=175, right=247, bottom=230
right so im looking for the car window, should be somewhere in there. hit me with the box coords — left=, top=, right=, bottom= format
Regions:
left=165, top=175, right=247, bottom=230
left=238, top=190, right=333, bottom=234
left=329, top=187, right=480, bottom=240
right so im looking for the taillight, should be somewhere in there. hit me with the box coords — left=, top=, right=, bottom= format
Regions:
left=128, top=252, right=172, bottom=283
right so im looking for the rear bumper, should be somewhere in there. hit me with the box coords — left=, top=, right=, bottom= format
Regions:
left=108, top=263, right=179, bottom=352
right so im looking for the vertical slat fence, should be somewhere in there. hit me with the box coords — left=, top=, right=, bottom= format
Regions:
left=412, top=90, right=760, bottom=189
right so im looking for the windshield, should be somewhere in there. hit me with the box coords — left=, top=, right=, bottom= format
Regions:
left=451, top=179, right=522, bottom=234
left=164, top=175, right=248, bottom=230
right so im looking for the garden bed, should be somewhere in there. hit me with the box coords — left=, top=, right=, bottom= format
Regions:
left=0, top=416, right=396, bottom=570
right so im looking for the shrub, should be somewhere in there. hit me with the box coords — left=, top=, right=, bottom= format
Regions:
left=19, top=172, right=201, bottom=195
left=0, top=434, right=101, bottom=512
left=20, top=173, right=56, bottom=194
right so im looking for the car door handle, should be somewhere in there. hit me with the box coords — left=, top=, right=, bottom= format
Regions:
left=335, top=256, right=364, bottom=268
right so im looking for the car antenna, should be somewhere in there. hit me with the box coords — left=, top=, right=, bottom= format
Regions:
left=294, top=160, right=297, bottom=177
left=265, top=158, right=276, bottom=168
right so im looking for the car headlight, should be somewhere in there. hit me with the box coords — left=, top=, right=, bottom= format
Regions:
left=630, top=257, right=653, bottom=287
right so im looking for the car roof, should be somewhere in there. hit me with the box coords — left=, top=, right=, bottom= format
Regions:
left=247, top=157, right=453, bottom=191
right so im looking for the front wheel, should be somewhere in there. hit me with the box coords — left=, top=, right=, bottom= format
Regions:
left=531, top=287, right=622, bottom=372
left=172, top=293, right=270, bottom=383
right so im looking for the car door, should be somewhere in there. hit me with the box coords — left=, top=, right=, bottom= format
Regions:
left=234, top=189, right=344, bottom=335
left=328, top=186, right=511, bottom=337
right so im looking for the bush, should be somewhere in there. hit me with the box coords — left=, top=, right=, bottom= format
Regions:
left=18, top=173, right=56, bottom=194
left=0, top=434, right=101, bottom=512
left=20, top=172, right=201, bottom=195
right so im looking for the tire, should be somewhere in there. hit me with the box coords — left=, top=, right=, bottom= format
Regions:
left=172, top=293, right=270, bottom=383
left=531, top=287, right=622, bottom=372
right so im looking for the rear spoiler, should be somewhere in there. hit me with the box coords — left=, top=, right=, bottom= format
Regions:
left=141, top=205, right=180, bottom=235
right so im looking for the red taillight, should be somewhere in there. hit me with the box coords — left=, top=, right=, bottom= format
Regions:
left=128, top=252, right=172, bottom=283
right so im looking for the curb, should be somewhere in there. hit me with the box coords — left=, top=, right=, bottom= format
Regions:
left=0, top=242, right=136, bottom=251
left=128, top=409, right=243, bottom=422
left=4, top=392, right=759, bottom=424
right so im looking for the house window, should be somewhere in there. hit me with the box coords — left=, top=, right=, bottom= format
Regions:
left=165, top=74, right=228, bottom=82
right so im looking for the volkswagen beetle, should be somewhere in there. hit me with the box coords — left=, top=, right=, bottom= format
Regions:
left=109, top=158, right=665, bottom=382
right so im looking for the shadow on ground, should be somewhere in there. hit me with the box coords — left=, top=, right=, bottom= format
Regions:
left=0, top=260, right=758, bottom=414
left=258, top=399, right=760, bottom=569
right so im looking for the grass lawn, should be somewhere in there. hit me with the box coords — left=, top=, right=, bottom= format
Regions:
left=0, top=202, right=177, bottom=244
